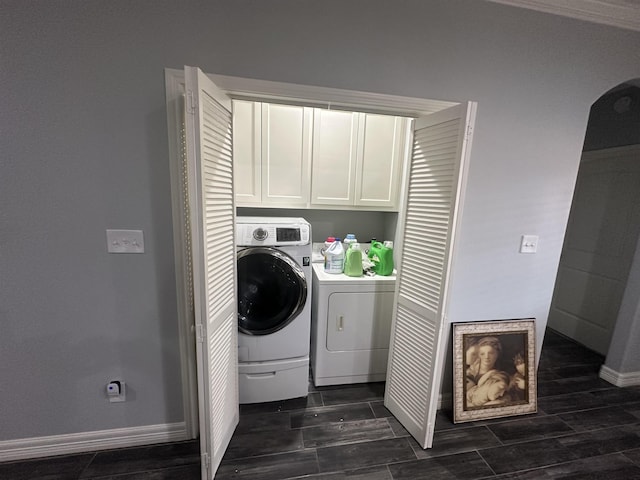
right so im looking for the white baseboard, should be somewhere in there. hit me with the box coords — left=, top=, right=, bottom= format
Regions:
left=599, top=365, right=640, bottom=387
left=0, top=422, right=188, bottom=462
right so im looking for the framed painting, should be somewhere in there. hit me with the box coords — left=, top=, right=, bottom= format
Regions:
left=453, top=319, right=537, bottom=423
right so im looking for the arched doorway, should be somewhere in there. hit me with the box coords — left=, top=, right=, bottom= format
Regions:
left=547, top=79, right=640, bottom=359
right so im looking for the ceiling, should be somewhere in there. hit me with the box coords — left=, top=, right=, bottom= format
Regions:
left=485, top=0, right=640, bottom=31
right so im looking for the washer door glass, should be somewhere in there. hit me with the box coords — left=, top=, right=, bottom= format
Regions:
left=237, top=247, right=307, bottom=335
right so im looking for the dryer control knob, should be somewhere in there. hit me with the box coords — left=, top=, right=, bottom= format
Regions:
left=253, top=228, right=268, bottom=241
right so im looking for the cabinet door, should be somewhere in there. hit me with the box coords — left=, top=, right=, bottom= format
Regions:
left=310, top=109, right=359, bottom=206
left=233, top=100, right=261, bottom=205
left=326, top=291, right=395, bottom=352
left=261, top=103, right=312, bottom=206
left=354, top=114, right=408, bottom=209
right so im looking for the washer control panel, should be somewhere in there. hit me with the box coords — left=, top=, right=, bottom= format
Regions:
left=236, top=218, right=310, bottom=246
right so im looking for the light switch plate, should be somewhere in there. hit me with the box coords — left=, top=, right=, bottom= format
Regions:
left=520, top=235, right=538, bottom=254
left=106, top=229, right=144, bottom=254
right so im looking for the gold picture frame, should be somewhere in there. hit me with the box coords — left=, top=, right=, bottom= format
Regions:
left=453, top=319, right=537, bottom=423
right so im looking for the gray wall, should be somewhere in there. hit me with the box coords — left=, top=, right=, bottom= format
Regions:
left=2, top=0, right=640, bottom=442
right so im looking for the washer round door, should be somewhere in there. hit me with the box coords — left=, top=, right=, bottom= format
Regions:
left=237, top=247, right=307, bottom=335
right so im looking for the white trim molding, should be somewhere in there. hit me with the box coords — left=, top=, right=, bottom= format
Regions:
left=485, top=0, right=640, bottom=32
left=164, top=69, right=458, bottom=118
left=0, top=422, right=188, bottom=462
left=164, top=69, right=200, bottom=440
left=600, top=365, right=640, bottom=387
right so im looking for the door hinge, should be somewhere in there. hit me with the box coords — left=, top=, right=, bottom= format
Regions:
left=465, top=124, right=473, bottom=140
left=195, top=324, right=205, bottom=343
left=201, top=452, right=210, bottom=471
left=187, top=90, right=196, bottom=115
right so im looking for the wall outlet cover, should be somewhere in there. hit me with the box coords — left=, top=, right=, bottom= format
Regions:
left=106, top=230, right=144, bottom=254
left=107, top=380, right=126, bottom=402
left=520, top=235, right=539, bottom=254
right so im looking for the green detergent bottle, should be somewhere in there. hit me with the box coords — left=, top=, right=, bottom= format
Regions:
left=344, top=242, right=363, bottom=277
left=368, top=241, right=394, bottom=276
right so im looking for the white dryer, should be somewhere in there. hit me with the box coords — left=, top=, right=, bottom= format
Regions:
left=311, top=263, right=397, bottom=387
left=235, top=217, right=312, bottom=403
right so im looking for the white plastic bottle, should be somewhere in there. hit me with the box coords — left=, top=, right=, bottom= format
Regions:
left=324, top=236, right=336, bottom=250
left=324, top=238, right=345, bottom=274
left=321, top=236, right=336, bottom=256
left=343, top=233, right=357, bottom=251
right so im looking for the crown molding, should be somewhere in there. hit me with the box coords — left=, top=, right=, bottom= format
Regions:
left=485, top=0, right=640, bottom=32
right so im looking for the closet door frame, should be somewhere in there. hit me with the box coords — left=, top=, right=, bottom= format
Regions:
left=165, top=67, right=468, bottom=439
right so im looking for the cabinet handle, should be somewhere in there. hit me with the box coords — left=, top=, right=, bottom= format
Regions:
left=337, top=316, right=344, bottom=331
left=246, top=372, right=276, bottom=378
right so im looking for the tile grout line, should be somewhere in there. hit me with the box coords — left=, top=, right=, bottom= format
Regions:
left=474, top=448, right=498, bottom=478
left=482, top=452, right=628, bottom=479
left=483, top=424, right=505, bottom=446
left=77, top=451, right=98, bottom=480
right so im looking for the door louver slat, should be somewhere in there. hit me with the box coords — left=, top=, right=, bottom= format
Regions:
left=199, top=88, right=237, bottom=465
left=185, top=66, right=238, bottom=478
left=209, top=312, right=236, bottom=460
left=385, top=103, right=474, bottom=450
left=202, top=93, right=234, bottom=322
left=387, top=304, right=435, bottom=424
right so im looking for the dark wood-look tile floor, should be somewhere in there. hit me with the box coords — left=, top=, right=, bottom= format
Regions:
left=6, top=328, right=640, bottom=479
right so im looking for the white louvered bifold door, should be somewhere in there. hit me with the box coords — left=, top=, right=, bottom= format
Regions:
left=184, top=66, right=238, bottom=479
left=384, top=102, right=476, bottom=449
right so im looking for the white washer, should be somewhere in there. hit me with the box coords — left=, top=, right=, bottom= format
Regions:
left=311, top=263, right=397, bottom=386
left=236, top=217, right=312, bottom=403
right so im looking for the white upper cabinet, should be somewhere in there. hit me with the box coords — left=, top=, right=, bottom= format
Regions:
left=233, top=101, right=408, bottom=210
left=310, top=109, right=360, bottom=205
left=311, top=111, right=409, bottom=210
left=233, top=100, right=261, bottom=204
left=261, top=103, right=312, bottom=207
left=233, top=101, right=312, bottom=208
left=354, top=114, right=407, bottom=208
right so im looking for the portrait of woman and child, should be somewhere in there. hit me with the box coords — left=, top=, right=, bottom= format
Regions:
left=464, top=335, right=527, bottom=409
